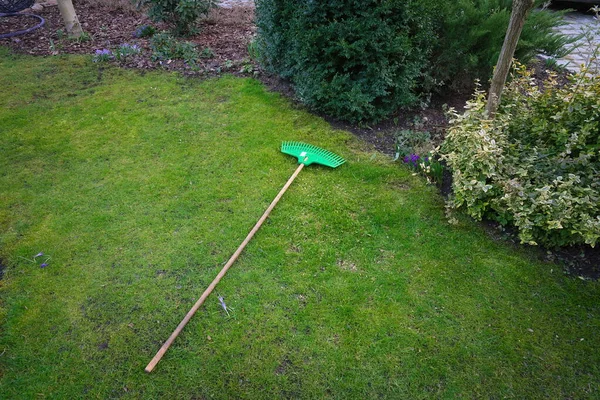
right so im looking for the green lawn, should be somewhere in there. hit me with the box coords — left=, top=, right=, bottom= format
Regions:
left=1, top=48, right=599, bottom=399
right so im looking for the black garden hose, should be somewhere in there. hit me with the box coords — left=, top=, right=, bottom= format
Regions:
left=0, top=12, right=45, bottom=39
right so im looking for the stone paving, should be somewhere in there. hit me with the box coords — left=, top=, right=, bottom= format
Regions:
left=218, top=0, right=254, bottom=8
left=547, top=9, right=600, bottom=73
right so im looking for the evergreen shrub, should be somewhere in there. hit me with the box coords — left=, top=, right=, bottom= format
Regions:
left=140, top=0, right=217, bottom=36
left=431, top=0, right=572, bottom=90
left=255, top=0, right=436, bottom=123
left=150, top=32, right=199, bottom=65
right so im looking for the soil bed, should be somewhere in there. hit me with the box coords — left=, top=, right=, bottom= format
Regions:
left=0, top=2, right=255, bottom=73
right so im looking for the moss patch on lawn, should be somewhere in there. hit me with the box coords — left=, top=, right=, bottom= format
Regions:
left=1, top=48, right=600, bottom=399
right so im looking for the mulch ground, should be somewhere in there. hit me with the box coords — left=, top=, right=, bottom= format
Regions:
left=0, top=1, right=255, bottom=73
left=1, top=3, right=598, bottom=279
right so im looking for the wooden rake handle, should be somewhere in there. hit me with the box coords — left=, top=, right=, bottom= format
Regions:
left=145, top=163, right=305, bottom=373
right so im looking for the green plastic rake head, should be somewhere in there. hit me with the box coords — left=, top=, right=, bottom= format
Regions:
left=281, top=141, right=345, bottom=168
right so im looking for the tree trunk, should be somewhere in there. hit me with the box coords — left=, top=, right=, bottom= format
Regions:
left=485, top=0, right=535, bottom=117
left=57, top=0, right=84, bottom=37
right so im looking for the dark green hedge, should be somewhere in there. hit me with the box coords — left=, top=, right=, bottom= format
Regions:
left=256, top=0, right=436, bottom=123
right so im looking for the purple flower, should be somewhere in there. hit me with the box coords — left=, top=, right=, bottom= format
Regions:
left=93, top=49, right=113, bottom=63
left=403, top=154, right=420, bottom=167
left=34, top=252, right=44, bottom=258
left=40, top=263, right=48, bottom=268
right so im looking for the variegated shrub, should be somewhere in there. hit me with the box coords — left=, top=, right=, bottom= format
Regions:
left=442, top=63, right=600, bottom=247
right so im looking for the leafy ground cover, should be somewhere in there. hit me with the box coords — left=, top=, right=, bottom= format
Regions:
left=1, top=48, right=600, bottom=398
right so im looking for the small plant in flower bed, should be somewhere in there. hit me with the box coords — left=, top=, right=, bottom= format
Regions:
left=401, top=153, right=444, bottom=186
left=394, top=129, right=431, bottom=159
left=140, top=0, right=217, bottom=36
left=150, top=32, right=199, bottom=67
left=134, top=25, right=156, bottom=39
left=442, top=62, right=600, bottom=248
left=114, top=43, right=142, bottom=61
left=92, top=49, right=113, bottom=63
left=247, top=39, right=260, bottom=61
left=419, top=155, right=444, bottom=186
left=395, top=128, right=444, bottom=185
left=199, top=46, right=214, bottom=59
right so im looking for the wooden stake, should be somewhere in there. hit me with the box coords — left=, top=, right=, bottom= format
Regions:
left=145, top=163, right=305, bottom=373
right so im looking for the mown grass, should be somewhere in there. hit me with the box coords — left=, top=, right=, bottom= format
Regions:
left=1, top=47, right=599, bottom=399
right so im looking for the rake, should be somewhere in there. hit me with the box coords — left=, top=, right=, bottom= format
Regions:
left=145, top=141, right=345, bottom=372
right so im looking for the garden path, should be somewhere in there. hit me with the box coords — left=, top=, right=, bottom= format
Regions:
left=218, top=0, right=254, bottom=8
left=555, top=9, right=600, bottom=73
